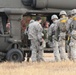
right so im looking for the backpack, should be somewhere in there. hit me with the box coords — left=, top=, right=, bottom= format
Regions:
left=59, top=18, right=68, bottom=32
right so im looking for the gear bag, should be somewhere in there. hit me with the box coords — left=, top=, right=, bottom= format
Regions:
left=59, top=18, right=67, bottom=32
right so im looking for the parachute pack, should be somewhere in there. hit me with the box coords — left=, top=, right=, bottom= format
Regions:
left=60, top=18, right=67, bottom=23
left=59, top=18, right=68, bottom=32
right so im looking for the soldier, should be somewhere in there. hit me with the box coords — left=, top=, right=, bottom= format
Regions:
left=28, top=16, right=44, bottom=62
left=24, top=19, right=35, bottom=62
left=57, top=10, right=68, bottom=61
left=69, top=9, right=76, bottom=62
left=48, top=14, right=61, bottom=62
left=66, top=10, right=73, bottom=60
left=42, top=21, right=50, bottom=48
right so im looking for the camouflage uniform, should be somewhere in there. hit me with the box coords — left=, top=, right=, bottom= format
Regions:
left=48, top=19, right=61, bottom=62
left=58, top=17, right=69, bottom=60
left=42, top=28, right=49, bottom=48
left=28, top=21, right=43, bottom=62
left=66, top=18, right=72, bottom=59
left=69, top=15, right=76, bottom=61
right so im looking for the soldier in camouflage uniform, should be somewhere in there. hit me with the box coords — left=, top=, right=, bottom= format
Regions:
left=66, top=11, right=73, bottom=60
left=48, top=14, right=61, bottom=62
left=28, top=16, right=44, bottom=62
left=57, top=10, right=69, bottom=61
left=69, top=9, right=76, bottom=62
left=42, top=21, right=50, bottom=48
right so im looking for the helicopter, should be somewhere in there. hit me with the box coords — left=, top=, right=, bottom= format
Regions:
left=0, top=0, right=75, bottom=62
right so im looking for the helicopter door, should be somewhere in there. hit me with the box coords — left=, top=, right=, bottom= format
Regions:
left=0, top=13, right=10, bottom=51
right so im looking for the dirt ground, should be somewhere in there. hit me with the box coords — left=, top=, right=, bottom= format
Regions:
left=0, top=53, right=76, bottom=75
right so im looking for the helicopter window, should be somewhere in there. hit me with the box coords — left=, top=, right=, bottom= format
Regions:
left=0, top=13, right=11, bottom=35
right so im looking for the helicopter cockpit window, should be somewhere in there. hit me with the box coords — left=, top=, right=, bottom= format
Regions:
left=0, top=13, right=11, bottom=35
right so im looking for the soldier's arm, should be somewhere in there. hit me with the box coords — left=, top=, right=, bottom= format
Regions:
left=48, top=24, right=53, bottom=36
left=36, top=23, right=43, bottom=42
left=55, top=22, right=60, bottom=41
left=48, top=25, right=53, bottom=41
left=67, top=19, right=73, bottom=33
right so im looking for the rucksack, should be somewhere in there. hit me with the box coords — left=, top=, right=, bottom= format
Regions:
left=59, top=18, right=68, bottom=32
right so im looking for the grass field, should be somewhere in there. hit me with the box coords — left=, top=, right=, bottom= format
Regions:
left=0, top=54, right=76, bottom=75
left=0, top=61, right=76, bottom=75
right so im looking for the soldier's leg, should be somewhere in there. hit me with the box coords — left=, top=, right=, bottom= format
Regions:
left=30, top=40, right=37, bottom=62
left=38, top=46, right=44, bottom=62
left=26, top=40, right=31, bottom=62
left=37, top=42, right=44, bottom=62
left=70, top=38, right=76, bottom=62
left=59, top=40, right=68, bottom=60
left=67, top=45, right=71, bottom=60
left=53, top=40, right=61, bottom=61
left=70, top=30, right=76, bottom=62
left=27, top=51, right=32, bottom=62
left=66, top=39, right=71, bottom=60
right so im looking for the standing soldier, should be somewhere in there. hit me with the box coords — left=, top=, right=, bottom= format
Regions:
left=28, top=16, right=44, bottom=62
left=42, top=21, right=50, bottom=48
left=69, top=9, right=76, bottom=62
left=48, top=14, right=61, bottom=62
left=24, top=19, right=35, bottom=62
left=66, top=11, right=72, bottom=60
left=58, top=10, right=68, bottom=61
left=21, top=17, right=32, bottom=62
